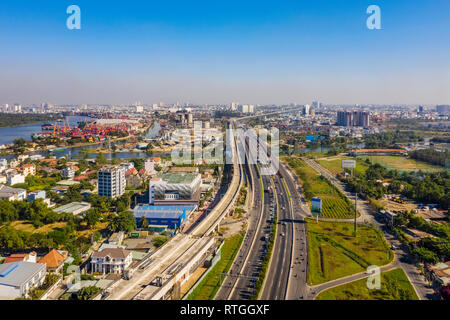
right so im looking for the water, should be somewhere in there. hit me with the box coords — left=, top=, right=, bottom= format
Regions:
left=0, top=115, right=94, bottom=146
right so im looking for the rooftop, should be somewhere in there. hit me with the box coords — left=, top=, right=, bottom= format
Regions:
left=53, top=202, right=91, bottom=214
left=156, top=172, right=198, bottom=184
left=0, top=261, right=45, bottom=287
left=133, top=204, right=195, bottom=219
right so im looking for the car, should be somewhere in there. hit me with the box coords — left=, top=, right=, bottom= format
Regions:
left=280, top=232, right=285, bottom=237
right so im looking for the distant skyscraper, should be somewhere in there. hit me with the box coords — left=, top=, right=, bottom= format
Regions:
left=302, top=104, right=310, bottom=115
left=231, top=102, right=237, bottom=111
left=312, top=101, right=321, bottom=109
left=98, top=166, right=126, bottom=198
left=337, top=110, right=369, bottom=127
left=436, top=105, right=450, bottom=114
left=239, top=105, right=249, bottom=113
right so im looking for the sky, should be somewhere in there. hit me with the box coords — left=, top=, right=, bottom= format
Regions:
left=0, top=0, right=449, bottom=106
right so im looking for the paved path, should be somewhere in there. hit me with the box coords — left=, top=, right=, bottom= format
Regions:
left=300, top=157, right=436, bottom=300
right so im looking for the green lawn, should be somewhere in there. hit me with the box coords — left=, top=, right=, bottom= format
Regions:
left=316, top=268, right=419, bottom=300
left=286, top=158, right=356, bottom=219
left=358, top=156, right=444, bottom=172
left=186, top=233, right=244, bottom=300
left=317, top=156, right=369, bottom=177
left=306, top=218, right=393, bottom=285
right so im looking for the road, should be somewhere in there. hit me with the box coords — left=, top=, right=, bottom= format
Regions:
left=215, top=126, right=274, bottom=300
left=300, top=157, right=435, bottom=300
left=106, top=120, right=243, bottom=300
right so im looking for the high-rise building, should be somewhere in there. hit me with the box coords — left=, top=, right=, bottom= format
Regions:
left=436, top=105, right=450, bottom=114
left=337, top=110, right=370, bottom=127
left=249, top=105, right=255, bottom=113
left=231, top=102, right=237, bottom=111
left=302, top=104, right=310, bottom=115
left=98, top=166, right=126, bottom=198
left=187, top=113, right=193, bottom=125
left=312, top=101, right=321, bottom=109
left=239, top=105, right=249, bottom=113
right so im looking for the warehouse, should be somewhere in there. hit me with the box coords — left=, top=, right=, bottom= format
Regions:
left=133, top=204, right=196, bottom=229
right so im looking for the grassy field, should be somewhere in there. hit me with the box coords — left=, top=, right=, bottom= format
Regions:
left=10, top=221, right=68, bottom=234
left=317, top=156, right=370, bottom=177
left=306, top=218, right=393, bottom=285
left=358, top=156, right=444, bottom=172
left=316, top=268, right=419, bottom=300
left=286, top=157, right=356, bottom=219
left=186, top=232, right=244, bottom=300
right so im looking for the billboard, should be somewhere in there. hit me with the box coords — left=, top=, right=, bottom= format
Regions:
left=305, top=135, right=318, bottom=142
left=342, top=160, right=356, bottom=169
left=311, top=197, right=322, bottom=215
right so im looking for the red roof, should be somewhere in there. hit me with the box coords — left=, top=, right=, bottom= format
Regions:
left=4, top=254, right=27, bottom=264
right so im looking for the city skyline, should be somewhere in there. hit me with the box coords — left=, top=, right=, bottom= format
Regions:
left=1, top=1, right=449, bottom=105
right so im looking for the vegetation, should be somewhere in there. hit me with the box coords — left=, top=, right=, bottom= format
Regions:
left=316, top=268, right=419, bottom=300
left=152, top=236, right=168, bottom=248
left=186, top=233, right=244, bottom=300
left=317, top=157, right=369, bottom=177
left=359, top=155, right=444, bottom=172
left=29, top=273, right=60, bottom=300
left=286, top=157, right=356, bottom=219
left=410, top=148, right=449, bottom=168
left=364, top=131, right=423, bottom=149
left=393, top=211, right=449, bottom=262
left=0, top=113, right=61, bottom=128
left=76, top=286, right=101, bottom=300
left=345, top=163, right=450, bottom=209
left=306, top=218, right=393, bottom=285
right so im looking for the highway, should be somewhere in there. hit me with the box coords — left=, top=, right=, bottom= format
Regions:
left=106, top=120, right=243, bottom=300
left=215, top=125, right=274, bottom=300
left=300, top=157, right=435, bottom=300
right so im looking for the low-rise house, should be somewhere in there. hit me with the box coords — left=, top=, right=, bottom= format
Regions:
left=61, top=167, right=76, bottom=179
left=0, top=261, right=46, bottom=299
left=90, top=248, right=132, bottom=274
left=0, top=184, right=27, bottom=201
left=426, top=261, right=450, bottom=292
left=22, top=163, right=36, bottom=177
left=7, top=172, right=25, bottom=185
left=27, top=190, right=46, bottom=202
left=38, top=249, right=68, bottom=273
left=108, top=232, right=124, bottom=246
left=4, top=252, right=37, bottom=264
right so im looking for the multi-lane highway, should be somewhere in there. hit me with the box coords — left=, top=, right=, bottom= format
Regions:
left=106, top=120, right=244, bottom=300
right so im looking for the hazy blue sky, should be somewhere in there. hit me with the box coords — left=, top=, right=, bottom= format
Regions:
left=0, top=0, right=449, bottom=105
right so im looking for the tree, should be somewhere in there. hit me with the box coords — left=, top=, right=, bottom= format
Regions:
left=109, top=211, right=136, bottom=233
left=77, top=286, right=100, bottom=300
left=139, top=216, right=149, bottom=229
left=84, top=209, right=101, bottom=228
left=96, top=153, right=108, bottom=165
left=410, top=247, right=439, bottom=264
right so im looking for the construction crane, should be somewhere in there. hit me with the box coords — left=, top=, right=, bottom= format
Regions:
left=52, top=121, right=59, bottom=137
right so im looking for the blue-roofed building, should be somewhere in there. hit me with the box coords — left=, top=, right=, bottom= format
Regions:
left=133, top=204, right=195, bottom=229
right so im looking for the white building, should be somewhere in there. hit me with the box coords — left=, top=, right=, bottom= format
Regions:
left=7, top=173, right=25, bottom=186
left=97, top=166, right=126, bottom=198
left=120, top=162, right=134, bottom=171
left=62, top=167, right=76, bottom=179
left=0, top=184, right=27, bottom=201
left=0, top=261, right=46, bottom=299
left=144, top=159, right=156, bottom=175
left=90, top=248, right=132, bottom=274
